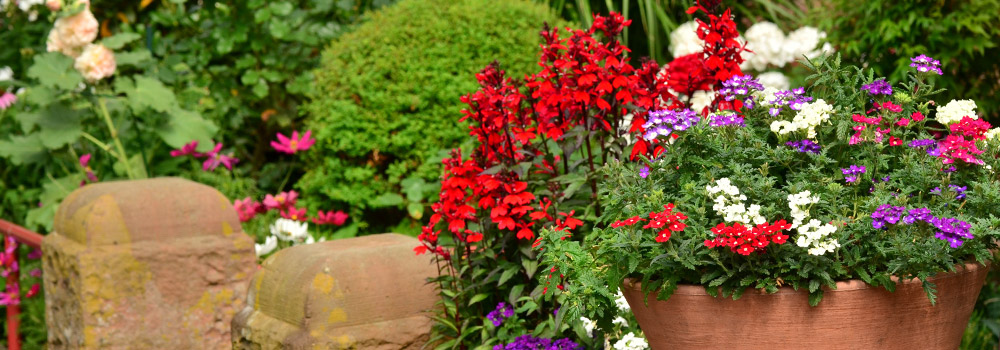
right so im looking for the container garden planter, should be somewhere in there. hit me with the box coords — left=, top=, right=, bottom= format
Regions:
left=621, top=262, right=989, bottom=349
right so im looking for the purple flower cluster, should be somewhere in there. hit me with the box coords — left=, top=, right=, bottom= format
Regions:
left=720, top=74, right=765, bottom=108
left=908, top=139, right=936, bottom=148
left=639, top=166, right=650, bottom=179
left=709, top=113, right=745, bottom=127
left=786, top=139, right=821, bottom=154
left=767, top=87, right=813, bottom=117
left=487, top=302, right=514, bottom=327
left=931, top=184, right=968, bottom=200
left=841, top=165, right=867, bottom=183
left=493, top=335, right=582, bottom=350
left=910, top=54, right=943, bottom=75
left=641, top=109, right=701, bottom=141
left=870, top=205, right=973, bottom=248
left=871, top=204, right=906, bottom=229
left=927, top=216, right=973, bottom=248
left=861, top=79, right=893, bottom=96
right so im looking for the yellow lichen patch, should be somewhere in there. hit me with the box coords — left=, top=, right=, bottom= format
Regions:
left=63, top=194, right=132, bottom=246
left=222, top=221, right=234, bottom=236
left=311, top=273, right=336, bottom=295
left=254, top=275, right=264, bottom=310
left=328, top=308, right=347, bottom=324
left=190, top=288, right=235, bottom=314
left=84, top=326, right=98, bottom=345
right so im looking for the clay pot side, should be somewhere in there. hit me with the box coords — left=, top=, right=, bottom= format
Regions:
left=620, top=262, right=990, bottom=350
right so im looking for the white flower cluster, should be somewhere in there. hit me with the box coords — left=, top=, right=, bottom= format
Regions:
left=706, top=178, right=766, bottom=225
left=669, top=21, right=703, bottom=58
left=985, top=128, right=1000, bottom=143
left=741, top=22, right=833, bottom=71
left=757, top=72, right=790, bottom=90
left=769, top=99, right=833, bottom=139
left=795, top=219, right=840, bottom=255
left=689, top=90, right=716, bottom=113
left=613, top=332, right=650, bottom=350
left=256, top=218, right=322, bottom=257
left=614, top=289, right=630, bottom=311
left=936, top=99, right=978, bottom=125
left=0, top=66, right=12, bottom=82
left=787, top=191, right=839, bottom=255
left=580, top=316, right=598, bottom=338
left=787, top=191, right=819, bottom=228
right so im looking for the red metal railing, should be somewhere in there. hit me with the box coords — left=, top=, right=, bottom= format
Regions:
left=0, top=219, right=43, bottom=350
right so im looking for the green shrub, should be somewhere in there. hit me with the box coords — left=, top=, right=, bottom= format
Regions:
left=814, top=0, right=1000, bottom=121
left=301, top=0, right=568, bottom=234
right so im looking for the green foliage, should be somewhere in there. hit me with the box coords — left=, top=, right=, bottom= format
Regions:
left=543, top=54, right=1000, bottom=326
left=813, top=0, right=1000, bottom=121
left=301, top=0, right=567, bottom=234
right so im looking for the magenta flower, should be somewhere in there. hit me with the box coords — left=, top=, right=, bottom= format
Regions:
left=280, top=206, right=308, bottom=222
left=170, top=140, right=200, bottom=157
left=202, top=143, right=239, bottom=171
left=25, top=283, right=40, bottom=298
left=0, top=285, right=19, bottom=306
left=79, top=153, right=98, bottom=185
left=263, top=191, right=298, bottom=211
left=0, top=92, right=15, bottom=110
left=234, top=197, right=263, bottom=222
left=314, top=210, right=349, bottom=226
left=271, top=130, right=315, bottom=154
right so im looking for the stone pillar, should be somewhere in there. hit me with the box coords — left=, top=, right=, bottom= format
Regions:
left=232, top=233, right=438, bottom=349
left=42, top=177, right=257, bottom=349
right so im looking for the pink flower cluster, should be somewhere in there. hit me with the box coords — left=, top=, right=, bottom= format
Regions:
left=0, top=236, right=42, bottom=307
left=169, top=140, right=239, bottom=171
left=849, top=102, right=920, bottom=146
left=233, top=190, right=348, bottom=226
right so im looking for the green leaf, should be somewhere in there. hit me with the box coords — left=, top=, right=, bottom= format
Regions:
left=402, top=177, right=426, bottom=202
left=118, top=76, right=178, bottom=113
left=115, top=50, right=153, bottom=67
left=269, top=2, right=293, bottom=16
left=467, top=293, right=489, bottom=306
left=27, top=52, right=83, bottom=90
left=370, top=193, right=404, bottom=207
left=269, top=21, right=291, bottom=39
left=521, top=259, right=538, bottom=279
left=406, top=202, right=423, bottom=220
left=497, top=268, right=516, bottom=286
left=155, top=108, right=218, bottom=149
left=254, top=8, right=272, bottom=23
left=16, top=104, right=83, bottom=148
left=0, top=134, right=47, bottom=164
left=102, top=33, right=142, bottom=50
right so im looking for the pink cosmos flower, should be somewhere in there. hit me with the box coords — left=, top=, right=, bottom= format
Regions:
left=263, top=191, right=298, bottom=210
left=313, top=210, right=349, bottom=226
left=202, top=143, right=239, bottom=171
left=0, top=92, right=15, bottom=110
left=280, top=206, right=308, bottom=222
left=270, top=130, right=315, bottom=154
left=170, top=140, right=199, bottom=157
left=234, top=197, right=263, bottom=222
left=0, top=285, right=19, bottom=306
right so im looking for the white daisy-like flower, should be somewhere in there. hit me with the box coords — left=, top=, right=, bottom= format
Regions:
left=255, top=235, right=278, bottom=257
left=936, top=99, right=978, bottom=125
left=270, top=218, right=309, bottom=242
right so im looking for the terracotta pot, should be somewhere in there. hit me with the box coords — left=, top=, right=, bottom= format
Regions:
left=621, top=262, right=989, bottom=350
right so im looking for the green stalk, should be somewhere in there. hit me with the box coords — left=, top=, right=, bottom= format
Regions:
left=97, top=98, right=136, bottom=179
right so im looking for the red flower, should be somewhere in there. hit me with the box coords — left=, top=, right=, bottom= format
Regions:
left=911, top=112, right=926, bottom=122
left=313, top=210, right=349, bottom=226
left=889, top=136, right=903, bottom=146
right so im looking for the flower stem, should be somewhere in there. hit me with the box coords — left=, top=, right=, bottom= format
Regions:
left=97, top=98, right=136, bottom=179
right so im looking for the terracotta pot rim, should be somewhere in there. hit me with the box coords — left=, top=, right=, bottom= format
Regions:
left=622, top=261, right=988, bottom=296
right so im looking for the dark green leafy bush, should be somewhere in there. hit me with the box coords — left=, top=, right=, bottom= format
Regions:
left=302, top=0, right=568, bottom=233
left=815, top=0, right=1000, bottom=121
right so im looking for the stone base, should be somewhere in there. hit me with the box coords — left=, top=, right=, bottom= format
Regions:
left=231, top=234, right=438, bottom=349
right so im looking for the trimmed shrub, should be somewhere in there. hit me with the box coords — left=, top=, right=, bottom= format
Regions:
left=301, top=0, right=568, bottom=233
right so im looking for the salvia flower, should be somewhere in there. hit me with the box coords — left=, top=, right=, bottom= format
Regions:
left=786, top=139, right=821, bottom=154
left=861, top=79, right=893, bottom=96
left=841, top=165, right=866, bottom=183
left=910, top=54, right=943, bottom=75
left=709, top=111, right=746, bottom=127
left=486, top=302, right=514, bottom=327
left=930, top=184, right=968, bottom=201
left=271, top=130, right=316, bottom=154
left=641, top=109, right=701, bottom=141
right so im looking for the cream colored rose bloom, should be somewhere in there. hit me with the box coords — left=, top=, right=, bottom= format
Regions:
left=53, top=8, right=98, bottom=49
left=74, top=44, right=116, bottom=82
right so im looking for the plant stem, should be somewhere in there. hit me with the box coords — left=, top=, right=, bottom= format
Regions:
left=97, top=98, right=136, bottom=179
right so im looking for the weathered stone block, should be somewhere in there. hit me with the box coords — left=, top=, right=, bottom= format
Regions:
left=232, top=233, right=438, bottom=349
left=42, top=177, right=257, bottom=349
